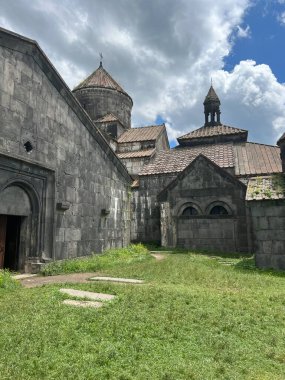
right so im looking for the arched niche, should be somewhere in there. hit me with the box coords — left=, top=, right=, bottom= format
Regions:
left=0, top=186, right=32, bottom=215
left=206, top=201, right=233, bottom=216
left=0, top=182, right=40, bottom=271
left=178, top=202, right=202, bottom=217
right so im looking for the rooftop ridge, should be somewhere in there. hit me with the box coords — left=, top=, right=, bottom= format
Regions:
left=246, top=141, right=280, bottom=148
left=178, top=124, right=247, bottom=141
left=131, top=123, right=165, bottom=130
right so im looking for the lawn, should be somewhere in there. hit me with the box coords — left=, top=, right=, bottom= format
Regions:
left=0, top=248, right=285, bottom=380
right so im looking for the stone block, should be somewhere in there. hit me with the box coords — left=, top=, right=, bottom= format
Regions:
left=65, top=228, right=81, bottom=242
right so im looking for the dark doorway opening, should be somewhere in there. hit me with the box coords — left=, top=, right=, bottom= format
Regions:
left=0, top=215, right=22, bottom=271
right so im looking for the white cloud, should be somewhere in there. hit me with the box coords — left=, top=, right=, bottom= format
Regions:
left=277, top=11, right=285, bottom=26
left=0, top=0, right=284, bottom=146
left=236, top=25, right=251, bottom=38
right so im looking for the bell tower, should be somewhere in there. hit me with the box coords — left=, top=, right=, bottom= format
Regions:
left=203, top=85, right=221, bottom=126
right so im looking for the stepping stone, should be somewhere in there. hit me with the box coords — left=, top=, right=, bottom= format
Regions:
left=150, top=251, right=172, bottom=253
left=12, top=274, right=38, bottom=280
left=59, top=288, right=115, bottom=301
left=89, top=276, right=144, bottom=284
left=63, top=300, right=103, bottom=308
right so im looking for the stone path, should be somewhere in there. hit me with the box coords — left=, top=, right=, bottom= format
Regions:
left=62, top=300, right=104, bottom=308
left=20, top=272, right=100, bottom=288
left=59, top=288, right=115, bottom=301
left=12, top=273, right=37, bottom=280
left=150, top=251, right=169, bottom=261
left=89, top=276, right=144, bottom=284
left=17, top=251, right=168, bottom=289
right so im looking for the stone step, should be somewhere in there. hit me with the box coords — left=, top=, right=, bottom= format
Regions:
left=12, top=273, right=38, bottom=280
left=89, top=276, right=144, bottom=284
left=59, top=288, right=115, bottom=301
left=63, top=300, right=104, bottom=308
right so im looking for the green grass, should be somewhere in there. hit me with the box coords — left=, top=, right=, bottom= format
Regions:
left=1, top=250, right=285, bottom=379
left=41, top=243, right=150, bottom=275
left=0, top=270, right=20, bottom=290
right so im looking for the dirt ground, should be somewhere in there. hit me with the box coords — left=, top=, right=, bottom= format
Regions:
left=20, top=253, right=166, bottom=288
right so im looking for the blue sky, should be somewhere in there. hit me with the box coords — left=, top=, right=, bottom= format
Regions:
left=0, top=0, right=285, bottom=146
left=225, top=0, right=285, bottom=83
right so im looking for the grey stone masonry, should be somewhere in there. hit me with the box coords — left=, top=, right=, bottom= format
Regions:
left=249, top=200, right=285, bottom=270
left=0, top=28, right=132, bottom=270
left=158, top=155, right=249, bottom=253
left=131, top=173, right=176, bottom=242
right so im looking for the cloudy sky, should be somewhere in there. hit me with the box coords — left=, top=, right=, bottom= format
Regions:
left=1, top=0, right=285, bottom=146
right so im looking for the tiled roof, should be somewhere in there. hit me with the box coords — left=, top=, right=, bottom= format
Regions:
left=139, top=144, right=234, bottom=175
left=95, top=113, right=120, bottom=123
left=246, top=174, right=285, bottom=201
left=139, top=142, right=282, bottom=176
left=178, top=124, right=247, bottom=141
left=117, top=149, right=155, bottom=159
left=234, top=143, right=282, bottom=176
left=73, top=64, right=130, bottom=99
left=117, top=124, right=165, bottom=143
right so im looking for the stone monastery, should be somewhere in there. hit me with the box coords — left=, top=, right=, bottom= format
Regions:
left=0, top=28, right=284, bottom=272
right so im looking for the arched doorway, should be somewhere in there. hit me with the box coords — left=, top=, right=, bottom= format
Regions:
left=0, top=183, right=40, bottom=271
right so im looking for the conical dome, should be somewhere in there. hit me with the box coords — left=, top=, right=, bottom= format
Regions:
left=73, top=63, right=131, bottom=99
left=73, top=63, right=133, bottom=129
left=203, top=85, right=220, bottom=105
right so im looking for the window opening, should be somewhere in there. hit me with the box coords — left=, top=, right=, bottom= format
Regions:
left=210, top=205, right=228, bottom=215
left=24, top=141, right=33, bottom=153
left=182, top=206, right=198, bottom=216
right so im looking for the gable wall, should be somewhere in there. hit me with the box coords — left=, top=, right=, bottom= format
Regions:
left=0, top=41, right=131, bottom=266
left=160, top=158, right=249, bottom=252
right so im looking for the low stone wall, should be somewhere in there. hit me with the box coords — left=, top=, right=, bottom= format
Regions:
left=249, top=200, right=285, bottom=269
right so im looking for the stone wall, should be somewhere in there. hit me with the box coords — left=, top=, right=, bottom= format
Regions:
left=159, top=156, right=249, bottom=252
left=121, top=156, right=151, bottom=177
left=0, top=31, right=131, bottom=270
left=131, top=174, right=176, bottom=242
left=249, top=200, right=285, bottom=269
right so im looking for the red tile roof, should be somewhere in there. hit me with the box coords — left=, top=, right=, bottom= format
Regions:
left=178, top=124, right=247, bottom=141
left=117, top=149, right=155, bottom=159
left=139, top=142, right=282, bottom=176
left=73, top=64, right=131, bottom=99
left=117, top=124, right=165, bottom=143
left=95, top=113, right=120, bottom=123
left=139, top=144, right=234, bottom=175
left=234, top=143, right=282, bottom=176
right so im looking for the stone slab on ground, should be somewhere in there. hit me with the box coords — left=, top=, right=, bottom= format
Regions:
left=20, top=272, right=100, bottom=288
left=89, top=276, right=144, bottom=284
left=12, top=274, right=38, bottom=280
left=150, top=253, right=168, bottom=261
left=150, top=251, right=172, bottom=253
left=59, top=288, right=115, bottom=301
left=63, top=300, right=104, bottom=308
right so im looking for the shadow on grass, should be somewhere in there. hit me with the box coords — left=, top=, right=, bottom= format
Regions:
left=234, top=257, right=285, bottom=278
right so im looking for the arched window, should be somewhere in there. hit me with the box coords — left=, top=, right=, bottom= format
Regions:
left=182, top=206, right=198, bottom=216
left=209, top=205, right=228, bottom=215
